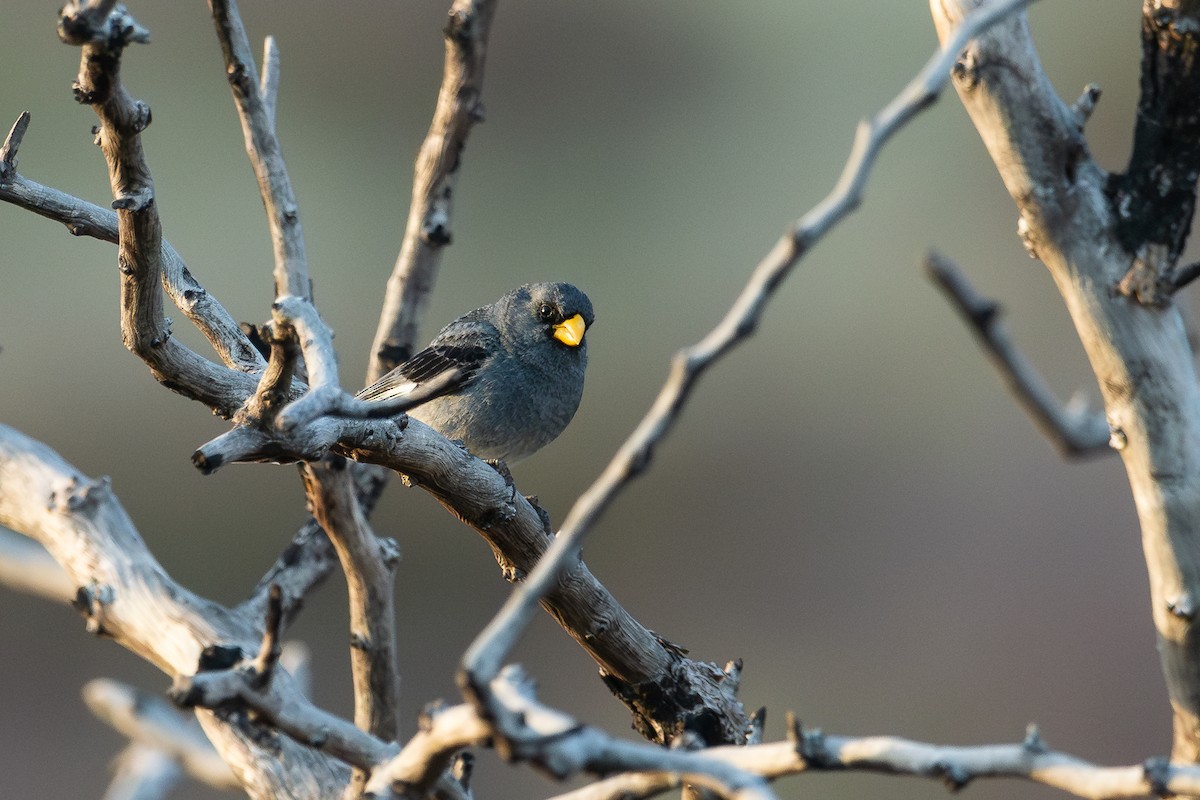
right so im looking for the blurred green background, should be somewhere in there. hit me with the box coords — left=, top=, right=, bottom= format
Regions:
left=0, top=2, right=1176, bottom=799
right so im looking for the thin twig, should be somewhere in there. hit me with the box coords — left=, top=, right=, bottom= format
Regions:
left=366, top=0, right=498, bottom=381
left=209, top=0, right=309, bottom=299
left=236, top=319, right=302, bottom=427
left=925, top=251, right=1111, bottom=457
left=301, top=459, right=401, bottom=742
left=251, top=584, right=285, bottom=682
left=460, top=0, right=1036, bottom=687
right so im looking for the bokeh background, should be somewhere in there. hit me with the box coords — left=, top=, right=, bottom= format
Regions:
left=0, top=2, right=1178, bottom=799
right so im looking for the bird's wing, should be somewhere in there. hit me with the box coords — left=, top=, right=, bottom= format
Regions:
left=355, top=319, right=496, bottom=404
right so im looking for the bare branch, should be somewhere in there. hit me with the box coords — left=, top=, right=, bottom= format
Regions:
left=300, top=458, right=401, bottom=742
left=283, top=370, right=463, bottom=428
left=460, top=0, right=1034, bottom=703
left=56, top=5, right=263, bottom=416
left=368, top=702, right=490, bottom=797
left=367, top=667, right=775, bottom=800
left=83, top=678, right=239, bottom=791
left=926, top=250, right=1112, bottom=457
left=174, top=662, right=397, bottom=771
left=0, top=423, right=348, bottom=796
left=235, top=319, right=304, bottom=429
left=931, top=0, right=1200, bottom=763
left=260, top=302, right=405, bottom=758
left=250, top=584, right=285, bottom=681
left=546, top=725, right=1200, bottom=800
left=367, top=0, right=497, bottom=381
left=209, top=0, right=309, bottom=298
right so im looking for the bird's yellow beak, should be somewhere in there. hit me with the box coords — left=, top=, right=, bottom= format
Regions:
left=553, top=313, right=586, bottom=347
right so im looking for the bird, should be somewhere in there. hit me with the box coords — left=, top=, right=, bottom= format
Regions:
left=356, top=282, right=594, bottom=463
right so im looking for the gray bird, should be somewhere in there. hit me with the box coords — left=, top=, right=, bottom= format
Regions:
left=356, top=282, right=594, bottom=463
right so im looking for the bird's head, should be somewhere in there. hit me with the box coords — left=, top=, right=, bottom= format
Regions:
left=512, top=282, right=594, bottom=352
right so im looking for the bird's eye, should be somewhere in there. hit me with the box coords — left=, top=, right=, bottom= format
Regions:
left=537, top=303, right=555, bottom=321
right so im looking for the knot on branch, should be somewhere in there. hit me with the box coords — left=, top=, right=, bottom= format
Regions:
left=58, top=2, right=151, bottom=49
left=72, top=581, right=115, bottom=636
left=225, top=60, right=255, bottom=99
left=445, top=7, right=479, bottom=46
left=112, top=186, right=155, bottom=212
left=50, top=474, right=113, bottom=513
left=601, top=652, right=746, bottom=747
left=420, top=204, right=453, bottom=246
left=1167, top=591, right=1197, bottom=621
left=1144, top=755, right=1173, bottom=798
left=171, top=594, right=284, bottom=709
left=934, top=759, right=973, bottom=791
left=788, top=712, right=833, bottom=768
left=951, top=49, right=979, bottom=89
left=1022, top=722, right=1048, bottom=754
left=1116, top=243, right=1174, bottom=306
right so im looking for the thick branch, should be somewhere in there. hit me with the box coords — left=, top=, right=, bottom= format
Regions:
left=932, top=0, right=1200, bottom=763
left=300, top=459, right=401, bottom=743
left=926, top=250, right=1111, bottom=457
left=367, top=0, right=497, bottom=380
left=0, top=423, right=348, bottom=796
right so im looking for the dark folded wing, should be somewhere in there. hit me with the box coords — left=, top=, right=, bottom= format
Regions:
left=356, top=343, right=491, bottom=403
